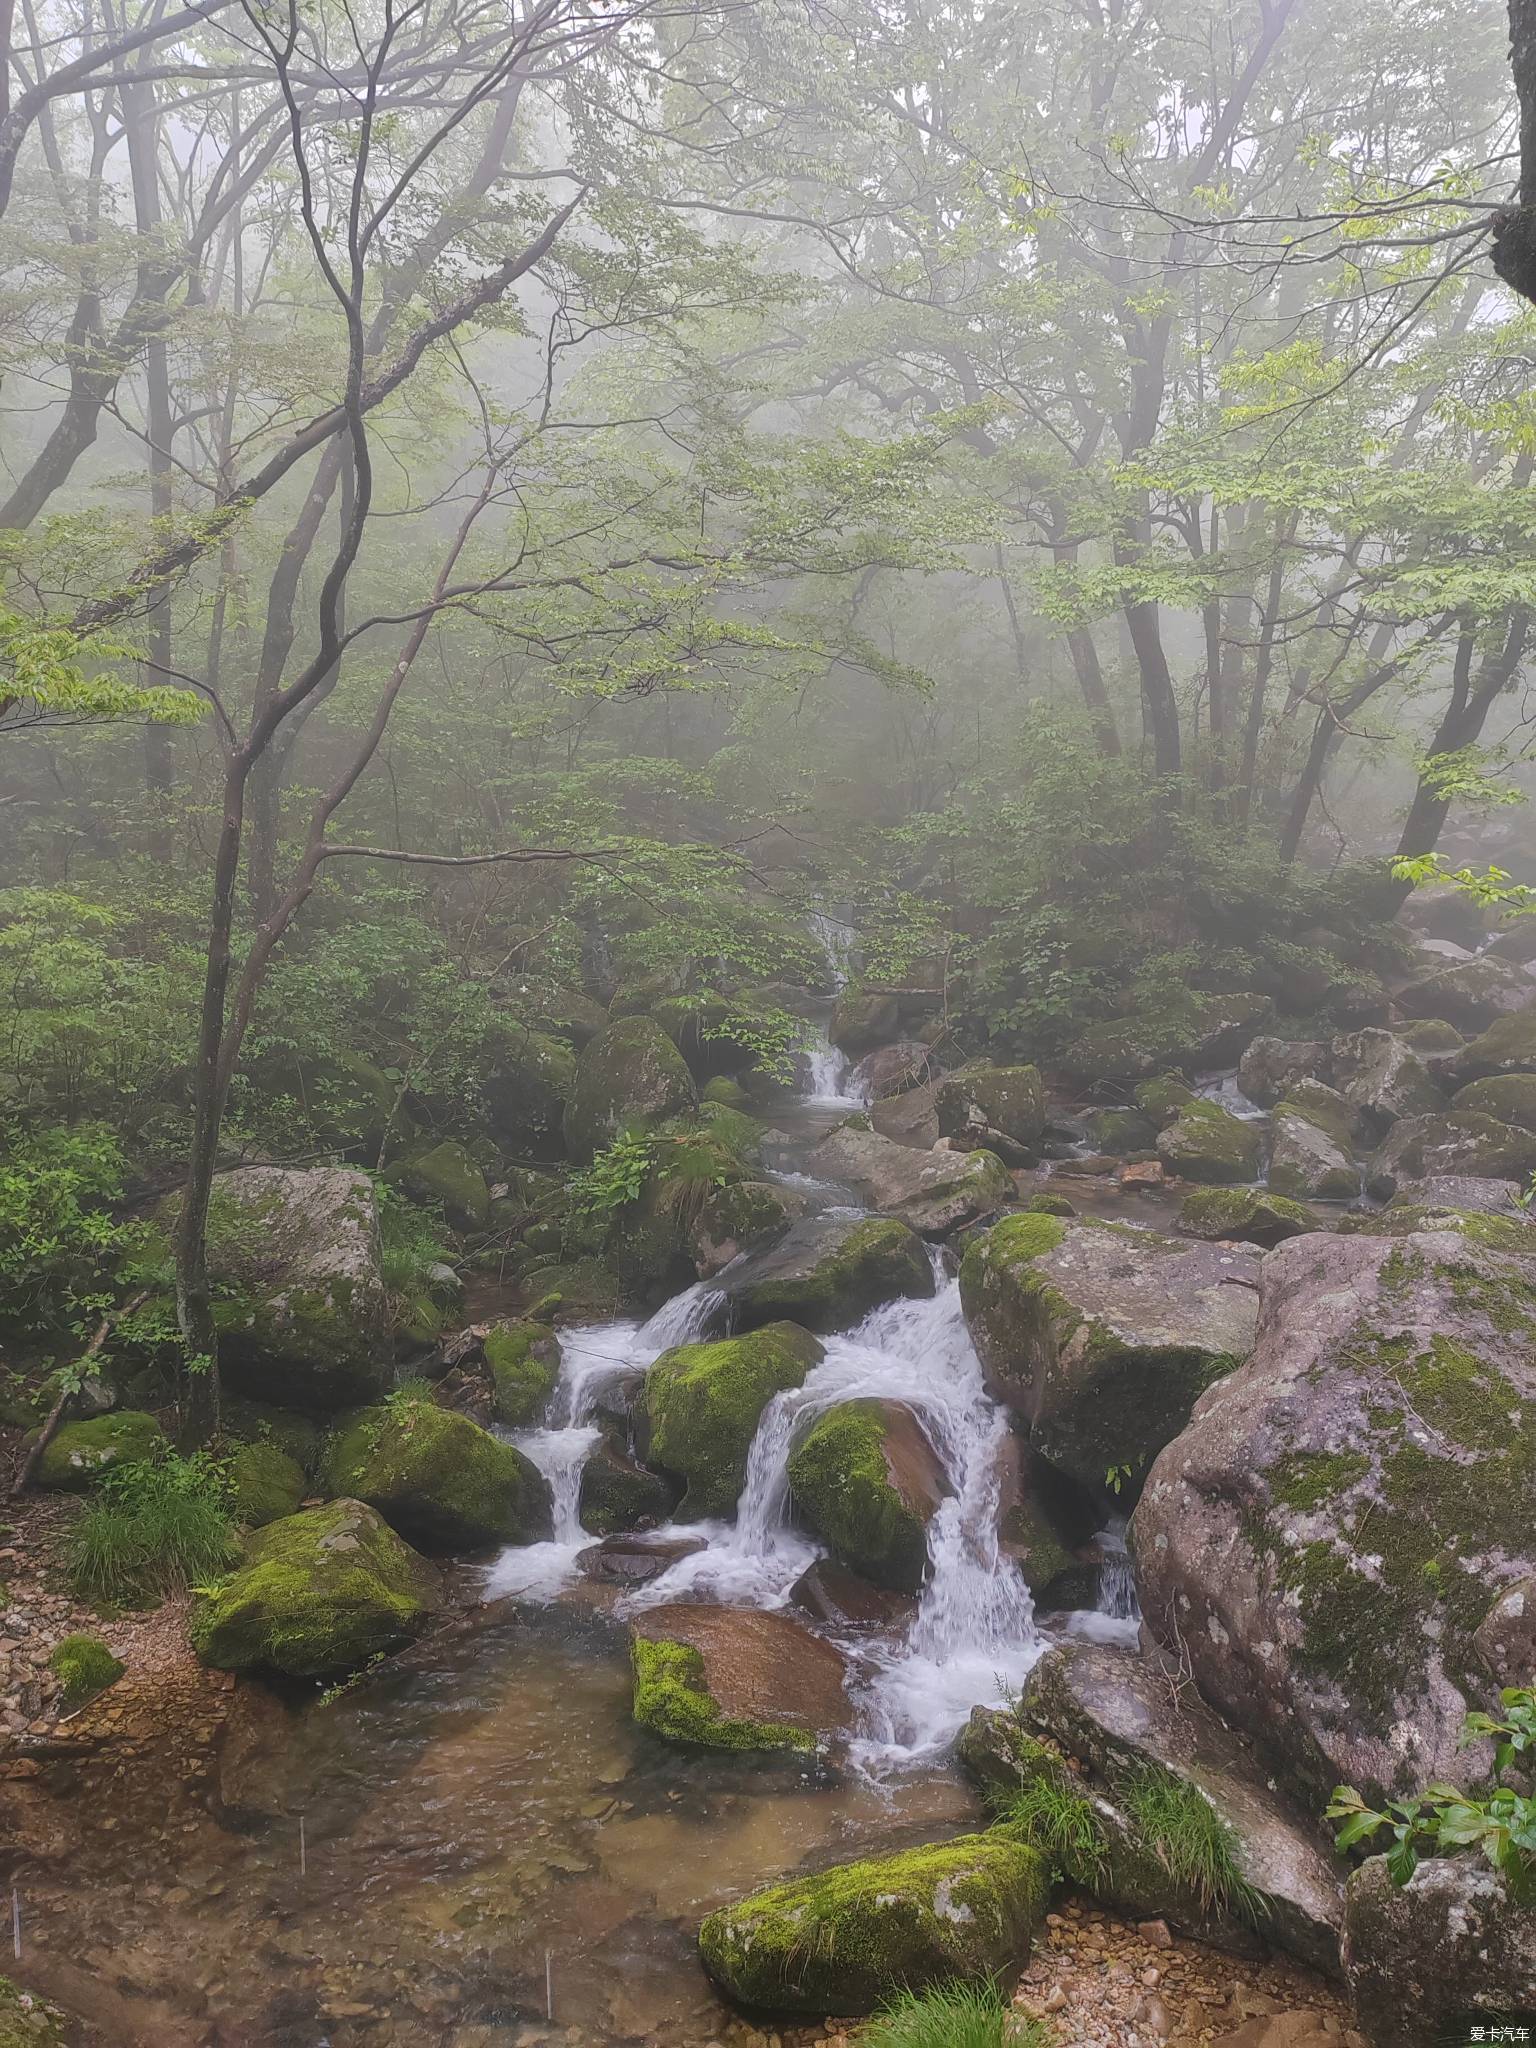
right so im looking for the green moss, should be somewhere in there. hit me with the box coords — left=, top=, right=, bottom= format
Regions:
left=1022, top=1192, right=1077, bottom=1217
left=563, top=1016, right=699, bottom=1165
left=36, top=1411, right=167, bottom=1491
left=1134, top=1073, right=1196, bottom=1122
left=697, top=1833, right=1050, bottom=2017
left=1177, top=1187, right=1312, bottom=1242
left=1268, top=1449, right=1370, bottom=1512
left=1451, top=1075, right=1536, bottom=1131
left=0, top=1974, right=67, bottom=2047
left=388, top=1140, right=491, bottom=1231
left=48, top=1631, right=124, bottom=1706
left=1275, top=1080, right=1357, bottom=1152
left=483, top=1320, right=558, bottom=1427
left=326, top=1397, right=550, bottom=1552
left=631, top=1635, right=814, bottom=1752
left=788, top=1400, right=930, bottom=1592
left=1086, top=1108, right=1157, bottom=1154
left=702, top=1076, right=751, bottom=1110
left=1343, top=1205, right=1535, bottom=1257
left=221, top=1398, right=322, bottom=1478
left=736, top=1217, right=932, bottom=1333
left=227, top=1440, right=306, bottom=1527
left=1157, top=1099, right=1261, bottom=1185
left=644, top=1322, right=822, bottom=1516
left=190, top=1498, right=439, bottom=1679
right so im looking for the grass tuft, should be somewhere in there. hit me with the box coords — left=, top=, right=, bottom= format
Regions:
left=998, top=1771, right=1111, bottom=1888
left=856, top=1980, right=1046, bottom=2048
left=65, top=1452, right=239, bottom=1609
left=1118, top=1765, right=1268, bottom=1925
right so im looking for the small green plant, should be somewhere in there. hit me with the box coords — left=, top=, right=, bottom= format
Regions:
left=1120, top=1765, right=1267, bottom=1924
left=65, top=1451, right=239, bottom=1608
left=999, top=1770, right=1111, bottom=1888
left=1327, top=1687, right=1536, bottom=1898
left=49, top=1632, right=124, bottom=1706
left=855, top=1979, right=1038, bottom=2048
left=1104, top=1462, right=1133, bottom=1495
left=567, top=1130, right=656, bottom=1216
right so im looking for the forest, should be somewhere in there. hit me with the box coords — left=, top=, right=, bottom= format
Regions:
left=3, top=0, right=1536, bottom=2044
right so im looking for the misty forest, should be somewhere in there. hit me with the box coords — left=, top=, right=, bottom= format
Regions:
left=7, top=0, right=1536, bottom=2042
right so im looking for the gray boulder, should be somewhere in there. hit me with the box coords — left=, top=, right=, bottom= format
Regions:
left=807, top=1122, right=1011, bottom=1235
left=1366, top=1111, right=1536, bottom=1200
left=1344, top=1856, right=1536, bottom=2048
left=561, top=1016, right=698, bottom=1165
left=1238, top=1037, right=1329, bottom=1109
left=1328, top=1029, right=1443, bottom=1132
left=1156, top=1099, right=1262, bottom=1185
left=1269, top=1083, right=1362, bottom=1202
left=1454, top=1000, right=1536, bottom=1081
left=727, top=1213, right=934, bottom=1335
left=1396, top=954, right=1534, bottom=1034
left=935, top=1063, right=1046, bottom=1155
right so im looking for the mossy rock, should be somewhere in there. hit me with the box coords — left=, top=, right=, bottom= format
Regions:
left=562, top=1017, right=698, bottom=1166
left=1156, top=1099, right=1261, bottom=1186
left=1134, top=1073, right=1197, bottom=1124
left=1178, top=1187, right=1315, bottom=1248
left=228, top=1440, right=307, bottom=1527
left=630, top=1635, right=815, bottom=1754
left=1452, top=1073, right=1536, bottom=1133
left=828, top=987, right=900, bottom=1055
left=0, top=1975, right=68, bottom=2047
left=48, top=1632, right=124, bottom=1706
left=1087, top=1108, right=1158, bottom=1155
left=935, top=1063, right=1046, bottom=1146
left=483, top=1320, right=560, bottom=1426
left=702, top=1075, right=751, bottom=1110
left=221, top=1397, right=323, bottom=1479
left=642, top=1322, right=824, bottom=1517
left=481, top=1022, right=576, bottom=1161
left=729, top=1215, right=934, bottom=1335
left=1023, top=1191, right=1078, bottom=1217
left=579, top=1444, right=679, bottom=1536
left=388, top=1140, right=491, bottom=1232
left=1066, top=995, right=1273, bottom=1087
left=787, top=1398, right=943, bottom=1593
left=35, top=1411, right=166, bottom=1491
left=516, top=1256, right=626, bottom=1324
left=326, top=1397, right=552, bottom=1553
left=697, top=1833, right=1050, bottom=2015
left=190, top=1498, right=441, bottom=1680
left=1455, top=1003, right=1536, bottom=1081
left=1396, top=1017, right=1465, bottom=1053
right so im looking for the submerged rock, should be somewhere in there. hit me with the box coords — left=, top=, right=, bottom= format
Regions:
left=642, top=1321, right=824, bottom=1517
left=630, top=1603, right=850, bottom=1752
left=1343, top=1856, right=1536, bottom=2048
left=787, top=1397, right=946, bottom=1593
left=191, top=1498, right=441, bottom=1679
left=697, top=1831, right=1049, bottom=2014
left=35, top=1409, right=166, bottom=1490
left=727, top=1214, right=933, bottom=1335
left=1156, top=1099, right=1261, bottom=1185
left=562, top=1016, right=698, bottom=1165
left=577, top=1532, right=705, bottom=1584
left=959, top=1214, right=1258, bottom=1495
left=326, top=1395, right=552, bottom=1552
left=1177, top=1187, right=1316, bottom=1248
left=806, top=1122, right=1011, bottom=1234
left=789, top=1557, right=915, bottom=1630
left=1134, top=1229, right=1536, bottom=1806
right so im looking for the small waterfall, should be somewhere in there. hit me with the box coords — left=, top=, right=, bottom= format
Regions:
left=804, top=1023, right=868, bottom=1107
left=808, top=909, right=856, bottom=990
left=1096, top=1520, right=1140, bottom=1622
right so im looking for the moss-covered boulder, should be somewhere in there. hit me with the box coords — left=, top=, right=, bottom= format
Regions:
left=1398, top=954, right=1535, bottom=1034
left=191, top=1498, right=440, bottom=1679
left=388, top=1140, right=490, bottom=1232
left=698, top=1833, right=1049, bottom=2015
left=35, top=1410, right=166, bottom=1490
left=935, top=1064, right=1046, bottom=1149
left=1237, top=1037, right=1329, bottom=1110
left=806, top=1123, right=1012, bottom=1234
left=228, top=1440, right=307, bottom=1527
left=562, top=1016, right=698, bottom=1165
left=1064, top=994, right=1274, bottom=1087
left=1269, top=1082, right=1362, bottom=1201
left=515, top=1255, right=627, bottom=1324
left=1452, top=1072, right=1536, bottom=1132
left=1344, top=1855, right=1536, bottom=2048
left=1086, top=1108, right=1158, bottom=1155
left=579, top=1443, right=679, bottom=1535
left=1178, top=1186, right=1315, bottom=1247
left=828, top=987, right=900, bottom=1055
left=1156, top=1099, right=1261, bottom=1185
left=960, top=1215, right=1258, bottom=1496
left=787, top=1398, right=945, bottom=1593
left=482, top=1319, right=559, bottom=1426
left=728, top=1215, right=933, bottom=1336
left=326, top=1396, right=551, bottom=1552
left=1134, top=1228, right=1536, bottom=1806
left=1330, top=1028, right=1443, bottom=1130
left=642, top=1322, right=823, bottom=1517
left=482, top=1022, right=576, bottom=1161
left=631, top=1603, right=850, bottom=1755
left=48, top=1632, right=124, bottom=1706
left=688, top=1177, right=804, bottom=1279
left=221, top=1397, right=322, bottom=1478
left=1134, top=1073, right=1196, bottom=1124
left=1366, top=1110, right=1536, bottom=1201
left=0, top=1976, right=67, bottom=2047
left=1454, top=1000, right=1536, bottom=1082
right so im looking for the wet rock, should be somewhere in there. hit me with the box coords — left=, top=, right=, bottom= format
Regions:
left=727, top=1215, right=933, bottom=1335
left=1365, top=1110, right=1536, bottom=1199
left=688, top=1179, right=805, bottom=1278
left=1177, top=1189, right=1316, bottom=1249
left=1063, top=995, right=1274, bottom=1087
left=697, top=1832, right=1049, bottom=2013
left=806, top=1122, right=1011, bottom=1235
left=960, top=1214, right=1258, bottom=1496
left=326, top=1394, right=552, bottom=1551
left=787, top=1398, right=947, bottom=1593
left=576, top=1533, right=705, bottom=1584
left=577, top=1443, right=680, bottom=1536
left=1089, top=1108, right=1160, bottom=1154
left=1238, top=1039, right=1329, bottom=1110
left=788, top=1558, right=915, bottom=1630
left=1343, top=1856, right=1536, bottom=2048
left=1396, top=954, right=1534, bottom=1034
left=641, top=1322, right=824, bottom=1517
left=1156, top=1101, right=1261, bottom=1186
left=1134, top=1228, right=1536, bottom=1806
left=630, top=1604, right=851, bottom=1752
left=1328, top=1030, right=1442, bottom=1133
left=996, top=1437, right=1102, bottom=1611
left=562, top=1017, right=698, bottom=1166
left=483, top=1320, right=561, bottom=1427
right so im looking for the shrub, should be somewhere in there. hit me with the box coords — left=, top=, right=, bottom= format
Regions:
left=65, top=1451, right=239, bottom=1608
left=48, top=1632, right=123, bottom=1706
left=0, top=1125, right=133, bottom=1336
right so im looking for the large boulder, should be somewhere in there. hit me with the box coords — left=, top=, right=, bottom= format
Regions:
left=1156, top=1099, right=1261, bottom=1185
left=1329, top=1030, right=1442, bottom=1132
left=389, top=1139, right=490, bottom=1231
left=959, top=1215, right=1258, bottom=1495
left=1455, top=1000, right=1536, bottom=1081
left=963, top=1642, right=1343, bottom=1973
left=787, top=1398, right=947, bottom=1593
left=642, top=1321, right=824, bottom=1517
left=325, top=1395, right=551, bottom=1552
left=806, top=1122, right=1011, bottom=1235
left=561, top=1017, right=698, bottom=1166
left=1134, top=1229, right=1536, bottom=1807
left=1396, top=954, right=1534, bottom=1034
left=1451, top=1072, right=1536, bottom=1131
left=1343, top=1856, right=1536, bottom=2048
left=727, top=1215, right=933, bottom=1335
left=35, top=1410, right=166, bottom=1490
left=687, top=1177, right=804, bottom=1279
left=828, top=987, right=900, bottom=1055
left=697, top=1833, right=1049, bottom=2015
left=1238, top=1038, right=1329, bottom=1110
left=482, top=1319, right=560, bottom=1427
left=578, top=1443, right=679, bottom=1535
left=189, top=1166, right=392, bottom=1414
left=1365, top=1110, right=1536, bottom=1199
left=1268, top=1084, right=1362, bottom=1202
left=481, top=1022, right=576, bottom=1160
left=227, top=1440, right=306, bottom=1527
left=1177, top=1188, right=1316, bottom=1248
left=190, top=1498, right=441, bottom=1679
left=935, top=1064, right=1046, bottom=1149
left=630, top=1604, right=851, bottom=1753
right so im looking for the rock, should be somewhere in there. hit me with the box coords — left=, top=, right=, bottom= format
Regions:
left=1156, top=1101, right=1262, bottom=1186
left=254, top=1047, right=409, bottom=1160
left=227, top=1440, right=307, bottom=1527
left=481, top=1023, right=576, bottom=1161
left=1343, top=1856, right=1536, bottom=2048
left=1396, top=954, right=1534, bottom=1034
left=1397, top=882, right=1489, bottom=949
left=1269, top=1086, right=1361, bottom=1202
left=562, top=1017, right=698, bottom=1166
left=35, top=1410, right=166, bottom=1490
left=642, top=1322, right=824, bottom=1517
left=688, top=1178, right=804, bottom=1278
left=1395, top=1016, right=1466, bottom=1055
left=806, top=1122, right=1011, bottom=1234
left=630, top=1603, right=851, bottom=1752
left=789, top=1558, right=915, bottom=1630
left=1088, top=1108, right=1160, bottom=1154
left=48, top=1632, right=124, bottom=1706
left=578, top=1443, right=679, bottom=1535
left=187, top=1166, right=392, bottom=1414
left=0, top=1977, right=68, bottom=2048
left=997, top=1436, right=1102, bottom=1610
left=787, top=1398, right=946, bottom=1593
left=1365, top=1111, right=1536, bottom=1200
left=1119, top=1159, right=1168, bottom=1187
left=221, top=1397, right=323, bottom=1477
left=326, top=1395, right=552, bottom=1551
left=1135, top=1074, right=1198, bottom=1124
left=482, top=1320, right=560, bottom=1426
left=727, top=1215, right=933, bottom=1335
left=1133, top=1228, right=1536, bottom=1806
left=960, top=1214, right=1258, bottom=1496
left=1472, top=1574, right=1536, bottom=1685
left=936, top=1064, right=1047, bottom=1149
left=191, top=1498, right=441, bottom=1679
left=870, top=1076, right=941, bottom=1147
left=855, top=1040, right=932, bottom=1100
left=1393, top=1173, right=1527, bottom=1216
left=1064, top=995, right=1274, bottom=1086
left=1451, top=1072, right=1536, bottom=1131
left=577, top=1533, right=706, bottom=1584
left=1328, top=1030, right=1443, bottom=1133
left=1178, top=1188, right=1316, bottom=1248
left=1238, top=1039, right=1330, bottom=1110
left=389, top=1140, right=490, bottom=1231
left=697, top=1832, right=1048, bottom=2014
left=1454, top=1000, right=1536, bottom=1081
left=829, top=988, right=900, bottom=1055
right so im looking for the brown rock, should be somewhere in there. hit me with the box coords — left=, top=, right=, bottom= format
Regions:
left=631, top=1604, right=853, bottom=1740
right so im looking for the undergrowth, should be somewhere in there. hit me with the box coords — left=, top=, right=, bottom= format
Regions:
left=999, top=1770, right=1111, bottom=1888
left=855, top=1980, right=1044, bottom=2048
left=1121, top=1766, right=1268, bottom=1925
left=65, top=1451, right=239, bottom=1608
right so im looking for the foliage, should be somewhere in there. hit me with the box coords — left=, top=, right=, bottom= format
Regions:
left=0, top=1125, right=136, bottom=1337
left=566, top=1130, right=657, bottom=1216
left=65, top=1452, right=239, bottom=1609
left=1327, top=1688, right=1536, bottom=1898
left=998, top=1769, right=1111, bottom=1889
